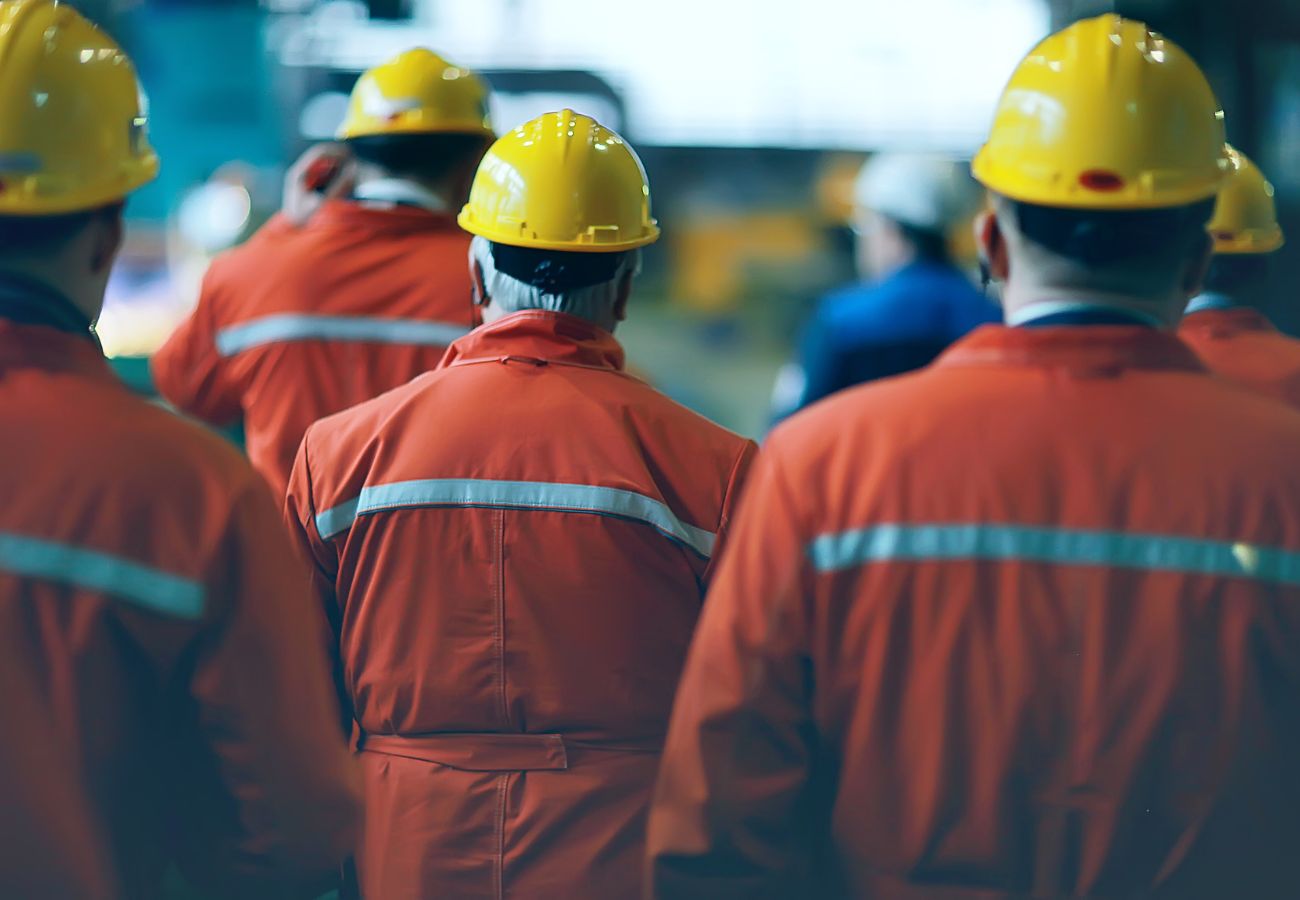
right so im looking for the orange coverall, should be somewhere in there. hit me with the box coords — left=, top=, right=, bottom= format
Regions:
left=1180, top=306, right=1300, bottom=407
left=0, top=309, right=359, bottom=898
left=648, top=324, right=1300, bottom=899
left=285, top=310, right=756, bottom=899
left=152, top=201, right=475, bottom=497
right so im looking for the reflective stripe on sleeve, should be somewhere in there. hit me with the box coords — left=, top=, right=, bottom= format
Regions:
left=314, top=478, right=716, bottom=558
left=0, top=531, right=204, bottom=619
left=808, top=523, right=1300, bottom=586
left=215, top=314, right=469, bottom=357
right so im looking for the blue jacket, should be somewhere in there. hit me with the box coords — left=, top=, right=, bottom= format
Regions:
left=772, top=260, right=998, bottom=421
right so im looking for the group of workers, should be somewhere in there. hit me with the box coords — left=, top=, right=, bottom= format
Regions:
left=3, top=0, right=1300, bottom=897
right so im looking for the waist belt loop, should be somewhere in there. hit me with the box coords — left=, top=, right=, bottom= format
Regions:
left=359, top=732, right=570, bottom=772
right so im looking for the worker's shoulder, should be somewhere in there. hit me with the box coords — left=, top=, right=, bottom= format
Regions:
left=1192, top=372, right=1300, bottom=436
left=1253, top=327, right=1300, bottom=361
left=302, top=370, right=437, bottom=457
left=117, top=390, right=262, bottom=486
left=767, top=365, right=934, bottom=456
left=48, top=381, right=265, bottom=519
left=614, top=372, right=753, bottom=454
left=771, top=352, right=1300, bottom=475
left=201, top=215, right=311, bottom=300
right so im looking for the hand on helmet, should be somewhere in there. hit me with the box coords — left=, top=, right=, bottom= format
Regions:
left=282, top=143, right=356, bottom=227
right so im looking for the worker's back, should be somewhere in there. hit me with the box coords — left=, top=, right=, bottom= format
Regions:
left=0, top=317, right=358, bottom=898
left=653, top=323, right=1300, bottom=898
left=152, top=200, right=474, bottom=497
left=1180, top=306, right=1300, bottom=407
left=287, top=310, right=755, bottom=899
left=774, top=259, right=998, bottom=419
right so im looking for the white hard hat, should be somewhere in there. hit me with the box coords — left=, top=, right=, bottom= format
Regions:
left=853, top=153, right=982, bottom=232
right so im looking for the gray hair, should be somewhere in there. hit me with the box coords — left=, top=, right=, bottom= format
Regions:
left=470, top=235, right=640, bottom=326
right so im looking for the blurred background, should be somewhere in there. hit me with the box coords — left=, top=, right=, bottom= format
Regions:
left=86, top=0, right=1300, bottom=437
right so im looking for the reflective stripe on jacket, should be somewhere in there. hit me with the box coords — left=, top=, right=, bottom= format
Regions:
left=648, top=324, right=1300, bottom=899
left=152, top=201, right=475, bottom=497
left=1179, top=306, right=1300, bottom=408
left=285, top=309, right=755, bottom=900
left=0, top=318, right=359, bottom=899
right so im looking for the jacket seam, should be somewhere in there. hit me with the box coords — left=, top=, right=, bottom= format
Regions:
left=494, top=508, right=510, bottom=729
left=494, top=773, right=508, bottom=900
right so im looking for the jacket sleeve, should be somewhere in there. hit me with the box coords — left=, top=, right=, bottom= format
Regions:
left=284, top=431, right=354, bottom=734
left=702, top=438, right=759, bottom=587
left=646, top=446, right=822, bottom=899
left=150, top=263, right=243, bottom=426
left=168, top=469, right=360, bottom=899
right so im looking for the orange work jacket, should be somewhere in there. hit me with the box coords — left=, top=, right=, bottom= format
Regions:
left=648, top=324, right=1300, bottom=899
left=1179, top=305, right=1300, bottom=408
left=284, top=310, right=756, bottom=900
left=152, top=200, right=475, bottom=497
left=0, top=310, right=359, bottom=899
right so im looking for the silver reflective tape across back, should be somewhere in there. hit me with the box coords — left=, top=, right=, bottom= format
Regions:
left=315, top=478, right=716, bottom=558
left=0, top=531, right=204, bottom=619
left=807, top=522, right=1300, bottom=586
left=215, top=314, right=469, bottom=357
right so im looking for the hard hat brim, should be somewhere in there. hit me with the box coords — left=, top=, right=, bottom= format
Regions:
left=337, top=121, right=496, bottom=141
left=973, top=153, right=1229, bottom=211
left=1212, top=228, right=1285, bottom=255
left=458, top=210, right=661, bottom=253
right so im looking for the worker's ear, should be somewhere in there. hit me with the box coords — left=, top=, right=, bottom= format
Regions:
left=975, top=208, right=1009, bottom=282
left=1181, top=230, right=1214, bottom=299
left=613, top=269, right=633, bottom=323
left=470, top=257, right=489, bottom=307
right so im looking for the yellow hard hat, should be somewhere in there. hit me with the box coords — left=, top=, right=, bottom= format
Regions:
left=1209, top=146, right=1284, bottom=254
left=458, top=110, right=660, bottom=253
left=0, top=0, right=158, bottom=216
left=337, top=48, right=493, bottom=140
left=973, top=14, right=1230, bottom=210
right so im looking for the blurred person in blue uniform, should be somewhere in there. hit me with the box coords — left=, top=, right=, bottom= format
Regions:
left=771, top=153, right=997, bottom=420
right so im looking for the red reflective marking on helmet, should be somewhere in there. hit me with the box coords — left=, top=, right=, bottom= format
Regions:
left=1079, top=170, right=1126, bottom=192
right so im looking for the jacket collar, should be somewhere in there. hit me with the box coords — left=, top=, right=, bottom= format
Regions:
left=1180, top=306, right=1277, bottom=337
left=938, top=323, right=1205, bottom=374
left=1008, top=300, right=1164, bottom=328
left=352, top=178, right=449, bottom=213
left=0, top=316, right=112, bottom=380
left=1185, top=292, right=1237, bottom=314
left=313, top=198, right=462, bottom=236
left=442, top=310, right=626, bottom=372
left=0, top=272, right=95, bottom=340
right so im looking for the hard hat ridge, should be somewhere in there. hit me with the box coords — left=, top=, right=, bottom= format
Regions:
left=458, top=110, right=659, bottom=253
left=972, top=14, right=1230, bottom=211
left=338, top=47, right=494, bottom=140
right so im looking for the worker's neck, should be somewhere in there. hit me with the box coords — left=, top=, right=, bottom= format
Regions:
left=861, top=242, right=918, bottom=283
left=352, top=164, right=453, bottom=212
left=482, top=301, right=620, bottom=335
left=0, top=260, right=101, bottom=323
left=1001, top=280, right=1185, bottom=330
